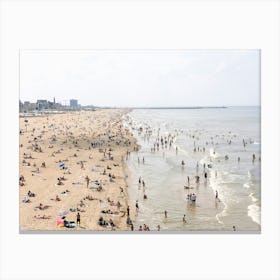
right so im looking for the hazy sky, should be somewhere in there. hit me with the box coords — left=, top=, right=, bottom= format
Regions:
left=20, top=50, right=260, bottom=107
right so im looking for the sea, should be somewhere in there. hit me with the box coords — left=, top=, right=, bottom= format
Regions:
left=123, top=107, right=261, bottom=231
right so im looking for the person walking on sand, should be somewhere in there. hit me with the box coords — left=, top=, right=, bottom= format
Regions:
left=85, top=175, right=90, bottom=188
left=157, top=225, right=160, bottom=231
left=215, top=190, right=219, bottom=199
left=164, top=210, right=168, bottom=218
left=127, top=206, right=130, bottom=216
left=183, top=214, right=187, bottom=223
left=135, top=200, right=139, bottom=212
left=76, top=212, right=81, bottom=226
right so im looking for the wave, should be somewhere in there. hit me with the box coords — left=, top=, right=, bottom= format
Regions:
left=248, top=204, right=261, bottom=225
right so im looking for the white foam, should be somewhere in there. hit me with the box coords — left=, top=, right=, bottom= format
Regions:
left=248, top=204, right=261, bottom=225
left=249, top=192, right=258, bottom=202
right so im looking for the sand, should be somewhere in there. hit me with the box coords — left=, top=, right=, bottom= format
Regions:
left=19, top=109, right=138, bottom=231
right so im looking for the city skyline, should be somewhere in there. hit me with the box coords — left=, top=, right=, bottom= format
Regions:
left=20, top=50, right=260, bottom=107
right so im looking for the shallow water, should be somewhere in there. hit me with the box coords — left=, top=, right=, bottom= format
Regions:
left=124, top=107, right=261, bottom=231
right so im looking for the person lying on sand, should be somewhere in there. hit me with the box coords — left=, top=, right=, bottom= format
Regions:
left=22, top=195, right=31, bottom=203
left=50, top=195, right=61, bottom=202
left=34, top=214, right=51, bottom=219
left=27, top=190, right=35, bottom=197
left=78, top=200, right=86, bottom=207
left=101, top=209, right=119, bottom=215
left=61, top=190, right=70, bottom=195
left=35, top=203, right=51, bottom=210
left=57, top=178, right=64, bottom=185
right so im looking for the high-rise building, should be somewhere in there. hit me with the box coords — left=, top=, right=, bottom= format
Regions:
left=70, top=99, right=78, bottom=108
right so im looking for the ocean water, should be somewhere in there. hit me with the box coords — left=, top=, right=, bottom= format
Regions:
left=123, top=107, right=261, bottom=231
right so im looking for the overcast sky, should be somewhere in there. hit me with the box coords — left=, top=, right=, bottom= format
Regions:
left=20, top=50, right=260, bottom=107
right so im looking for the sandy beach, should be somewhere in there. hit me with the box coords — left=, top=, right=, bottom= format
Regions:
left=19, top=109, right=138, bottom=231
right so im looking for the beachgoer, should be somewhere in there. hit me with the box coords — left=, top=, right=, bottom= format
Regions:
left=85, top=175, right=90, bottom=188
left=135, top=200, right=139, bottom=211
left=164, top=210, right=167, bottom=218
left=215, top=190, right=218, bottom=199
left=183, top=214, right=187, bottom=223
left=76, top=212, right=80, bottom=226
left=127, top=206, right=130, bottom=216
left=233, top=226, right=236, bottom=231
left=157, top=225, right=160, bottom=231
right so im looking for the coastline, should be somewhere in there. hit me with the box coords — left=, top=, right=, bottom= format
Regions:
left=122, top=109, right=260, bottom=231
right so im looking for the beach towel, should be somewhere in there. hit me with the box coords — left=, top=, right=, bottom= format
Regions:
left=58, top=210, right=68, bottom=216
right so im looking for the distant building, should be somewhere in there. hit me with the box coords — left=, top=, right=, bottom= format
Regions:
left=70, top=99, right=78, bottom=108
left=36, top=99, right=49, bottom=110
left=23, top=101, right=36, bottom=112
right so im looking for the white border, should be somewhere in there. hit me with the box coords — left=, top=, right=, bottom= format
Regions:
left=1, top=1, right=279, bottom=280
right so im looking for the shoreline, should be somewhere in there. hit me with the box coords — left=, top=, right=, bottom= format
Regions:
left=122, top=109, right=260, bottom=231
